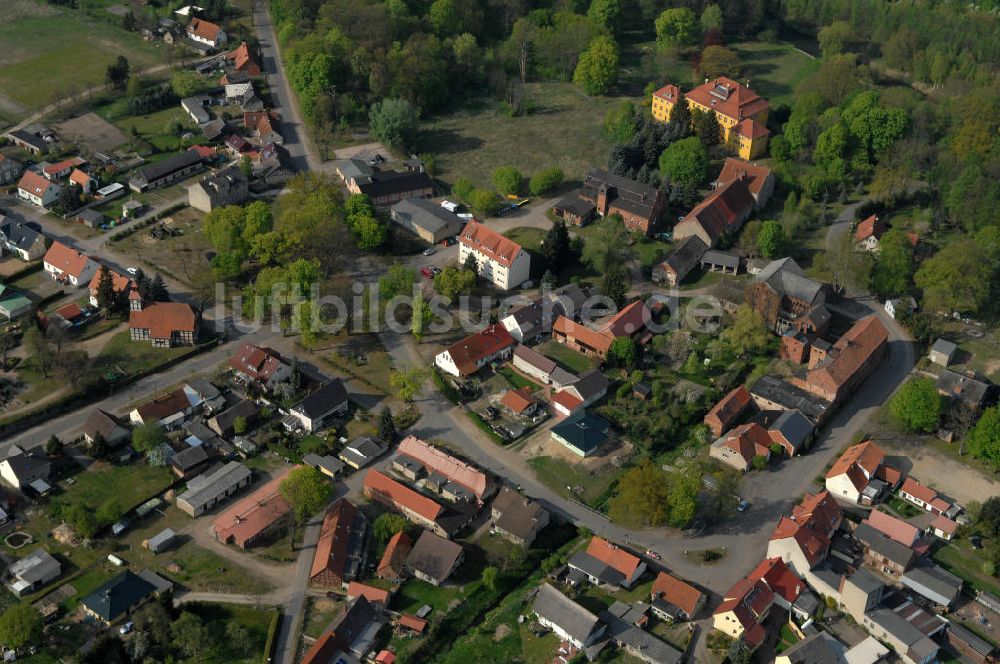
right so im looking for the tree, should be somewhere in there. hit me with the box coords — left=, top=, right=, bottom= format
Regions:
left=720, top=305, right=770, bottom=356
left=871, top=229, right=914, bottom=297
left=756, top=220, right=785, bottom=258
left=492, top=166, right=522, bottom=196
left=88, top=433, right=109, bottom=460
left=23, top=327, right=52, bottom=378
left=573, top=35, right=619, bottom=96
left=390, top=366, right=429, bottom=403
left=529, top=167, right=564, bottom=196
left=692, top=108, right=721, bottom=146
left=915, top=240, right=991, bottom=314
left=604, top=101, right=637, bottom=143
left=378, top=407, right=398, bottom=443
left=818, top=20, right=853, bottom=57
left=977, top=496, right=1000, bottom=537
left=602, top=266, right=628, bottom=308
left=658, top=136, right=708, bottom=189
left=699, top=46, right=741, bottom=79
left=889, top=378, right=943, bottom=433
left=587, top=0, right=621, bottom=33
left=700, top=4, right=723, bottom=32
left=463, top=252, right=479, bottom=275
left=667, top=466, right=701, bottom=527
left=751, top=454, right=768, bottom=471
left=368, top=98, right=420, bottom=148
left=655, top=8, right=699, bottom=49
left=172, top=611, right=210, bottom=658
left=95, top=265, right=119, bottom=318
left=543, top=218, right=573, bottom=273
left=704, top=468, right=741, bottom=523
left=804, top=54, right=867, bottom=107
left=148, top=273, right=169, bottom=302
left=125, top=75, right=142, bottom=99
left=482, top=565, right=499, bottom=592
left=352, top=214, right=388, bottom=251
left=280, top=466, right=332, bottom=523
left=233, top=416, right=248, bottom=435
left=453, top=177, right=474, bottom=200
left=0, top=331, right=15, bottom=368
left=737, top=220, right=762, bottom=257
left=105, top=55, right=130, bottom=91
left=467, top=189, right=502, bottom=216
left=967, top=405, right=1000, bottom=469
left=45, top=434, right=63, bottom=456
left=609, top=459, right=671, bottom=526
left=0, top=604, right=42, bottom=650
left=132, top=423, right=168, bottom=453
left=669, top=95, right=692, bottom=131
left=607, top=337, right=638, bottom=369
left=372, top=512, right=410, bottom=545
left=434, top=266, right=477, bottom=300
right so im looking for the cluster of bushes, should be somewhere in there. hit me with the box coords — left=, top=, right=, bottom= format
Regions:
left=450, top=165, right=564, bottom=217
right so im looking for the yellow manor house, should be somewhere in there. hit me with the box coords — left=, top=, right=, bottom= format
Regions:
left=652, top=77, right=771, bottom=160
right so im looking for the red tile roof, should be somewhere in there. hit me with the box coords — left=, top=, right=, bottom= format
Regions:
left=826, top=440, right=885, bottom=492
left=715, top=577, right=773, bottom=630
left=43, top=156, right=85, bottom=177
left=600, top=300, right=651, bottom=338
left=721, top=423, right=772, bottom=464
left=900, top=478, right=938, bottom=505
left=855, top=215, right=886, bottom=242
left=377, top=531, right=412, bottom=578
left=500, top=387, right=538, bottom=415
left=398, top=614, right=428, bottom=633
left=749, top=557, right=805, bottom=605
left=716, top=158, right=772, bottom=198
left=69, top=168, right=94, bottom=188
left=187, top=18, right=222, bottom=42
left=683, top=77, right=770, bottom=123
left=930, top=497, right=951, bottom=513
left=212, top=468, right=293, bottom=547
left=442, top=324, right=515, bottom=376
left=135, top=387, right=191, bottom=422
left=310, top=499, right=360, bottom=583
left=553, top=316, right=614, bottom=355
left=736, top=118, right=769, bottom=140
left=19, top=170, right=57, bottom=197
left=770, top=490, right=842, bottom=568
left=675, top=177, right=755, bottom=245
left=88, top=266, right=132, bottom=297
left=704, top=385, right=752, bottom=436
left=459, top=221, right=523, bottom=268
left=864, top=510, right=919, bottom=547
left=878, top=465, right=902, bottom=487
left=652, top=84, right=681, bottom=104
left=931, top=514, right=958, bottom=535
left=44, top=241, right=94, bottom=279
left=585, top=537, right=642, bottom=579
left=651, top=572, right=703, bottom=616
left=227, top=42, right=260, bottom=74
left=552, top=390, right=583, bottom=413
left=54, top=302, right=83, bottom=321
left=397, top=435, right=491, bottom=500
left=375, top=650, right=396, bottom=664
left=804, top=316, right=888, bottom=400
left=230, top=342, right=285, bottom=383
left=129, top=301, right=197, bottom=339
left=363, top=470, right=443, bottom=523
left=189, top=144, right=216, bottom=160
left=346, top=581, right=390, bottom=606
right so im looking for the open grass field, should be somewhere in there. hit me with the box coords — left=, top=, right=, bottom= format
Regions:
left=420, top=83, right=626, bottom=189
left=535, top=340, right=600, bottom=374
left=110, top=106, right=198, bottom=153
left=732, top=42, right=820, bottom=109
left=527, top=455, right=623, bottom=507
left=0, top=7, right=165, bottom=118
left=50, top=463, right=173, bottom=515
left=93, top=328, right=196, bottom=375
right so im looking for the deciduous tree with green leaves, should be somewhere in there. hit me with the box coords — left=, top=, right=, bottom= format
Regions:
left=756, top=220, right=785, bottom=258
left=0, top=604, right=42, bottom=650
left=720, top=305, right=771, bottom=357
left=658, top=136, right=709, bottom=189
left=655, top=8, right=698, bottom=49
left=492, top=166, right=522, bottom=196
left=132, top=424, right=168, bottom=454
left=369, top=97, right=420, bottom=148
left=966, top=405, right=1000, bottom=469
left=888, top=377, right=943, bottom=433
left=390, top=366, right=429, bottom=402
left=573, top=35, right=619, bottom=96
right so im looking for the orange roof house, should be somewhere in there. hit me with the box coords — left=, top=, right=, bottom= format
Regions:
left=128, top=301, right=198, bottom=347
left=434, top=323, right=516, bottom=377
left=458, top=221, right=523, bottom=269
left=69, top=168, right=97, bottom=192
left=863, top=510, right=920, bottom=547
left=855, top=214, right=887, bottom=243
left=715, top=158, right=775, bottom=209
left=310, top=499, right=366, bottom=588
left=213, top=467, right=293, bottom=548
left=793, top=316, right=888, bottom=403
left=567, top=536, right=647, bottom=589
left=713, top=576, right=774, bottom=648
left=346, top=581, right=390, bottom=607
left=704, top=385, right=753, bottom=437
left=500, top=387, right=539, bottom=415
left=651, top=572, right=705, bottom=620
left=229, top=342, right=289, bottom=386
left=187, top=17, right=226, bottom=46
left=899, top=477, right=951, bottom=515
left=767, top=490, right=843, bottom=573
left=362, top=470, right=461, bottom=538
left=396, top=435, right=493, bottom=502
left=552, top=300, right=652, bottom=359
left=398, top=613, right=428, bottom=634
left=709, top=422, right=772, bottom=472
left=42, top=156, right=86, bottom=179
left=825, top=440, right=887, bottom=504
left=672, top=177, right=756, bottom=248
left=43, top=241, right=98, bottom=286
left=226, top=41, right=260, bottom=76
left=377, top=531, right=413, bottom=581
left=88, top=267, right=133, bottom=305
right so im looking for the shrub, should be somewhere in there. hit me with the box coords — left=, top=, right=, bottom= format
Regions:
left=492, top=166, right=522, bottom=196
left=467, top=189, right=502, bottom=217
left=529, top=167, right=565, bottom=196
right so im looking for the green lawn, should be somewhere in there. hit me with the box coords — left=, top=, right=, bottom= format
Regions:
left=303, top=596, right=344, bottom=639
left=0, top=9, right=164, bottom=116
left=503, top=227, right=546, bottom=252
left=933, top=539, right=1000, bottom=598
left=498, top=366, right=540, bottom=391
left=93, top=329, right=196, bottom=376
left=732, top=42, right=820, bottom=109
left=50, top=463, right=174, bottom=516
left=110, top=106, right=198, bottom=152
left=527, top=456, right=624, bottom=508
left=419, top=82, right=625, bottom=189
left=390, top=578, right=466, bottom=615
left=535, top=340, right=600, bottom=374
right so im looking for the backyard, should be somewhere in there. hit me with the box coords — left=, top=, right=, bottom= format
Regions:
left=112, top=206, right=214, bottom=286
left=527, top=455, right=624, bottom=508
left=93, top=328, right=197, bottom=377
left=535, top=340, right=600, bottom=374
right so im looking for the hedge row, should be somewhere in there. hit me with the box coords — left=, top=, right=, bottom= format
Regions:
left=261, top=610, right=282, bottom=664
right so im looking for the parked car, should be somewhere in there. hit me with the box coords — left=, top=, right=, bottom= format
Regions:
left=420, top=267, right=433, bottom=279
left=645, top=549, right=661, bottom=560
left=119, top=621, right=134, bottom=635
left=423, top=247, right=436, bottom=256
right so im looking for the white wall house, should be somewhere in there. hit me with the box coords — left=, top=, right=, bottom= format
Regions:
left=43, top=241, right=98, bottom=288
left=458, top=221, right=530, bottom=290
left=187, top=18, right=227, bottom=47
left=17, top=171, right=61, bottom=207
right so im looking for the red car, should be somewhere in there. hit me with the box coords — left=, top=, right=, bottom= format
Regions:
left=421, top=267, right=433, bottom=279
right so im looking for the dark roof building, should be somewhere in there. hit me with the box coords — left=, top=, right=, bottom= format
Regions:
left=551, top=412, right=610, bottom=457
left=300, top=596, right=382, bottom=664
left=390, top=198, right=463, bottom=244
left=579, top=169, right=665, bottom=235
left=406, top=529, right=464, bottom=586
left=129, top=149, right=205, bottom=192
left=81, top=409, right=130, bottom=446
left=652, top=236, right=708, bottom=286
left=81, top=570, right=157, bottom=623
left=289, top=379, right=349, bottom=432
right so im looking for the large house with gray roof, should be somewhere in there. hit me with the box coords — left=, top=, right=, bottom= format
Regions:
left=745, top=258, right=830, bottom=334
left=176, top=461, right=253, bottom=516
left=532, top=584, right=606, bottom=651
